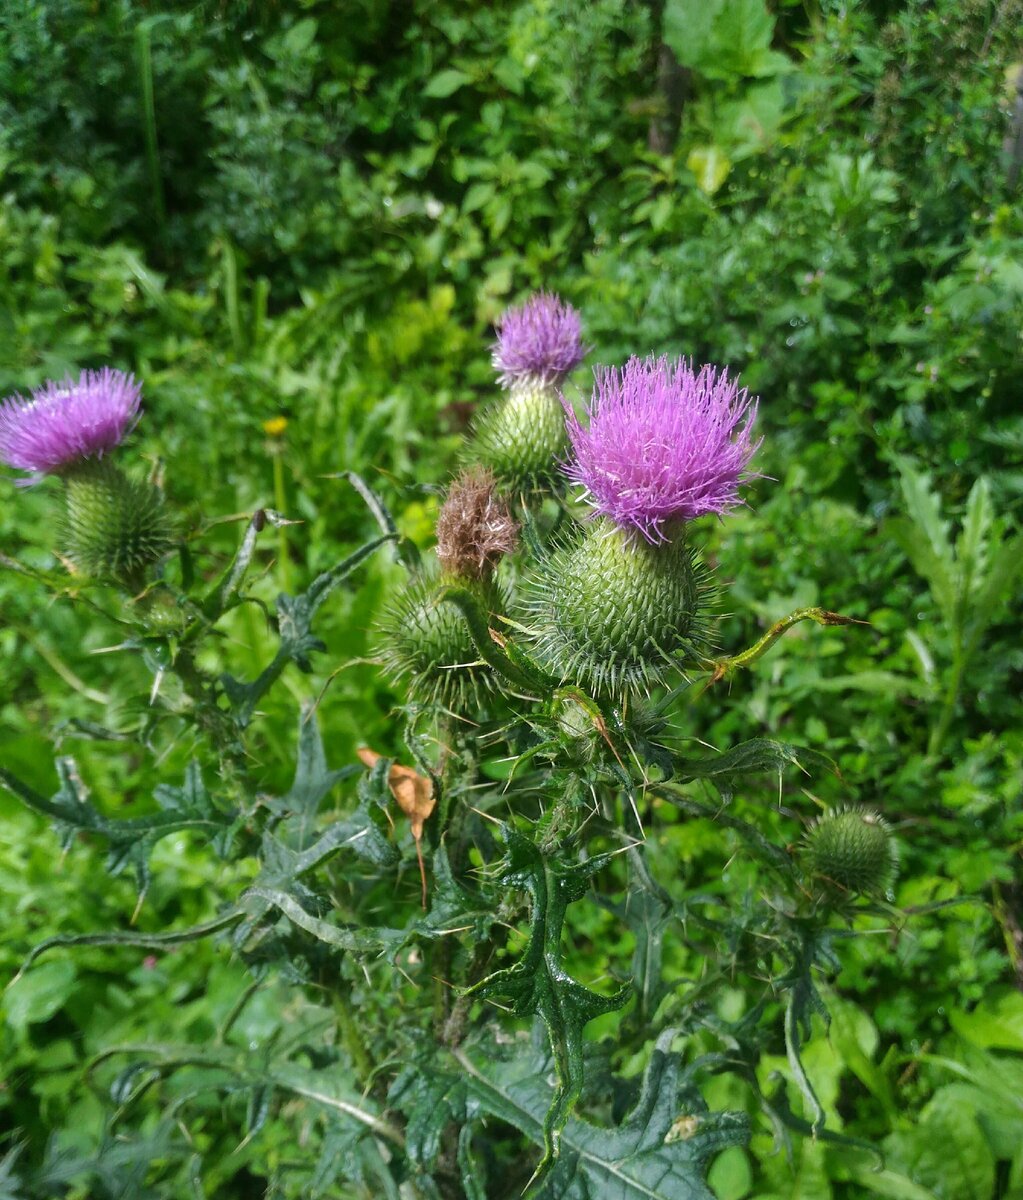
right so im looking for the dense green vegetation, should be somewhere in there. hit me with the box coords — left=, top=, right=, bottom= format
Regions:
left=1, top=1, right=1022, bottom=1197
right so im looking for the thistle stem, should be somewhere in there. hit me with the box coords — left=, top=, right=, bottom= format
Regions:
left=271, top=446, right=293, bottom=594
left=706, top=606, right=867, bottom=686
left=927, top=651, right=963, bottom=759
left=333, top=991, right=373, bottom=1085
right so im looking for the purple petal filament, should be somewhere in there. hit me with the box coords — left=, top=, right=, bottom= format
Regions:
left=492, top=292, right=586, bottom=388
left=563, top=355, right=760, bottom=542
left=0, top=369, right=142, bottom=477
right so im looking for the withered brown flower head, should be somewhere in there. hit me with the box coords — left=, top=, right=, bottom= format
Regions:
left=435, top=467, right=518, bottom=580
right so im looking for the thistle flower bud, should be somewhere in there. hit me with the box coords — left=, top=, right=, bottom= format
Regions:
left=803, top=807, right=897, bottom=898
left=62, top=460, right=173, bottom=589
left=435, top=468, right=518, bottom=580
left=379, top=572, right=506, bottom=710
left=526, top=518, right=713, bottom=698
left=469, top=384, right=569, bottom=493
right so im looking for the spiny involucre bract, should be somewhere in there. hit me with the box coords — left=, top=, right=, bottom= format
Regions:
left=563, top=355, right=760, bottom=543
left=803, top=807, right=898, bottom=898
left=491, top=291, right=586, bottom=390
left=63, top=459, right=173, bottom=588
left=525, top=518, right=714, bottom=699
left=0, top=369, right=142, bottom=478
left=379, top=571, right=507, bottom=711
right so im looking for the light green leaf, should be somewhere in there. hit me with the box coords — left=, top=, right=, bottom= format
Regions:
left=893, top=461, right=957, bottom=626
left=884, top=1086, right=995, bottom=1200
left=423, top=68, right=472, bottom=99
left=4, top=960, right=77, bottom=1030
left=955, top=476, right=993, bottom=608
left=664, top=0, right=789, bottom=79
left=951, top=990, right=1023, bottom=1052
left=687, top=146, right=732, bottom=195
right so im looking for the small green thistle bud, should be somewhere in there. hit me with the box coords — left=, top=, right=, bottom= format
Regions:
left=379, top=572, right=505, bottom=710
left=62, top=460, right=173, bottom=589
left=526, top=518, right=713, bottom=699
left=469, top=385, right=568, bottom=493
left=803, top=807, right=897, bottom=898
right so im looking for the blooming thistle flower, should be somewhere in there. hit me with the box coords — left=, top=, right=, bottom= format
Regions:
left=0, top=369, right=142, bottom=478
left=491, top=292, right=586, bottom=390
left=563, top=356, right=760, bottom=543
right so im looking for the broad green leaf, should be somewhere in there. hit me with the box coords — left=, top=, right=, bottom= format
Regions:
left=884, top=1086, right=996, bottom=1200
left=827, top=996, right=896, bottom=1118
left=423, top=68, right=472, bottom=98
left=4, top=960, right=77, bottom=1030
left=687, top=146, right=732, bottom=195
left=951, top=990, right=1023, bottom=1052
left=664, top=0, right=789, bottom=80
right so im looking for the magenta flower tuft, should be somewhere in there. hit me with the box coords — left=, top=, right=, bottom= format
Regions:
left=563, top=355, right=761, bottom=542
left=0, top=369, right=142, bottom=478
left=492, top=291, right=586, bottom=389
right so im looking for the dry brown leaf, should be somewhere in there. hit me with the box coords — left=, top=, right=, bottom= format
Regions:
left=358, top=747, right=436, bottom=907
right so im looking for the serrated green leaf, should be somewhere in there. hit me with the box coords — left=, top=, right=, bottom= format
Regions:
left=955, top=476, right=993, bottom=610
left=0, top=758, right=239, bottom=898
left=965, top=532, right=1023, bottom=659
left=455, top=1026, right=749, bottom=1199
left=894, top=461, right=958, bottom=627
left=673, top=738, right=831, bottom=791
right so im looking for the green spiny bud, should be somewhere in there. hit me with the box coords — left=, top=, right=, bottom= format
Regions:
left=525, top=518, right=713, bottom=699
left=803, top=807, right=897, bottom=898
left=62, top=459, right=173, bottom=589
left=469, top=385, right=568, bottom=493
left=379, top=571, right=505, bottom=710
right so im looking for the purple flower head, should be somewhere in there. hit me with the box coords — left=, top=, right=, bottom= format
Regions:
left=492, top=291, right=586, bottom=389
left=563, top=355, right=761, bottom=542
left=0, top=369, right=142, bottom=479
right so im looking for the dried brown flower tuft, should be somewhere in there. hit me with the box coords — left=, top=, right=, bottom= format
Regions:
left=435, top=467, right=518, bottom=580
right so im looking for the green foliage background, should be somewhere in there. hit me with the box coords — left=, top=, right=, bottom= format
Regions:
left=1, top=0, right=1021, bottom=1196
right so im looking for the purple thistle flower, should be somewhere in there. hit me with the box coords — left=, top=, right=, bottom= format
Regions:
left=0, top=369, right=142, bottom=478
left=492, top=291, right=586, bottom=389
left=563, top=355, right=761, bottom=542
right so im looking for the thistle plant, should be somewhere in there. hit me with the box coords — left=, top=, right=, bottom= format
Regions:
left=1, top=328, right=918, bottom=1200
